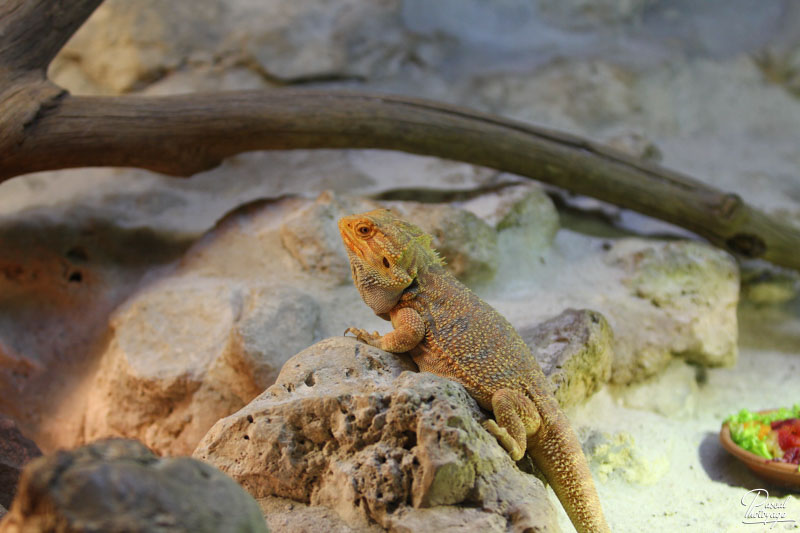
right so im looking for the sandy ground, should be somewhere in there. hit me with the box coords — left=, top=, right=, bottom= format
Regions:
left=553, top=301, right=800, bottom=532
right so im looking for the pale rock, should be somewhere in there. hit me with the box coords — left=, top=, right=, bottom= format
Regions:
left=281, top=191, right=506, bottom=284
left=347, top=151, right=497, bottom=191
left=234, top=285, right=322, bottom=388
left=537, top=0, right=655, bottom=29
left=0, top=439, right=268, bottom=533
left=467, top=60, right=637, bottom=131
left=194, top=337, right=558, bottom=532
left=83, top=276, right=320, bottom=456
left=460, top=182, right=560, bottom=253
left=388, top=202, right=499, bottom=283
left=632, top=57, right=800, bottom=219
left=611, top=360, right=700, bottom=420
left=458, top=181, right=563, bottom=284
left=601, top=129, right=663, bottom=162
left=228, top=0, right=406, bottom=81
left=142, top=66, right=269, bottom=95
left=385, top=507, right=509, bottom=532
left=520, top=309, right=613, bottom=408
left=605, top=239, right=739, bottom=383
left=476, top=225, right=740, bottom=384
left=777, top=48, right=800, bottom=95
left=402, top=0, right=555, bottom=52
left=279, top=192, right=381, bottom=283
left=54, top=0, right=225, bottom=93
left=46, top=58, right=112, bottom=96
left=258, top=496, right=385, bottom=533
left=5, top=1, right=798, bottom=531
left=744, top=0, right=800, bottom=97
left=402, top=0, right=653, bottom=51
left=52, top=0, right=408, bottom=94
left=0, top=206, right=190, bottom=451
left=740, top=267, right=798, bottom=305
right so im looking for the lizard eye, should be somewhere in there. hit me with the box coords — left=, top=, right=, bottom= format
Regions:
left=356, top=223, right=372, bottom=237
left=382, top=257, right=390, bottom=268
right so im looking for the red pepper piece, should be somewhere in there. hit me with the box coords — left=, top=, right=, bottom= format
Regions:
left=771, top=418, right=800, bottom=430
left=776, top=419, right=800, bottom=451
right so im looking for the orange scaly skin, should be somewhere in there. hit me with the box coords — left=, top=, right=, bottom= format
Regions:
left=340, top=209, right=610, bottom=533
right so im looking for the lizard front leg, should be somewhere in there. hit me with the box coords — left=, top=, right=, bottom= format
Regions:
left=345, top=306, right=426, bottom=353
left=482, top=389, right=541, bottom=461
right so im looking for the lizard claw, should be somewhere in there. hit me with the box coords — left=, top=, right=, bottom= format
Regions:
left=344, top=327, right=366, bottom=338
left=344, top=327, right=382, bottom=347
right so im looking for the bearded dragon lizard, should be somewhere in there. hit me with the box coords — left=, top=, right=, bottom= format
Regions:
left=340, top=209, right=610, bottom=533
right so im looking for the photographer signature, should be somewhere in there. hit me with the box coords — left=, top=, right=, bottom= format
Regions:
left=741, top=489, right=796, bottom=528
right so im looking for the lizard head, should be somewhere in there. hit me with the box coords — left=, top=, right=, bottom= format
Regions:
left=338, top=209, right=441, bottom=315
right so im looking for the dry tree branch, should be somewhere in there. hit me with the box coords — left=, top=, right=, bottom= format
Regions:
left=1, top=0, right=800, bottom=272
left=0, top=0, right=103, bottom=72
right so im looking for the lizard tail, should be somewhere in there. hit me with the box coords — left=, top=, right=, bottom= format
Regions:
left=527, top=407, right=611, bottom=533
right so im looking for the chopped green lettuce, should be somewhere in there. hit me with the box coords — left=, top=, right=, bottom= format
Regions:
left=725, top=405, right=800, bottom=460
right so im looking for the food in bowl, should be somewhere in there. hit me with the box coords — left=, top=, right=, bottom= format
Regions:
left=725, top=405, right=800, bottom=469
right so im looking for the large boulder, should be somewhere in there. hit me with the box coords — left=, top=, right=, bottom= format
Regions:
left=0, top=439, right=268, bottom=533
left=520, top=308, right=613, bottom=408
left=0, top=207, right=189, bottom=450
left=83, top=276, right=320, bottom=456
left=52, top=0, right=407, bottom=94
left=194, top=337, right=561, bottom=532
left=280, top=192, right=381, bottom=283
left=605, top=239, right=739, bottom=383
left=387, top=202, right=499, bottom=283
left=53, top=0, right=225, bottom=93
left=281, top=191, right=510, bottom=284
left=282, top=187, right=561, bottom=285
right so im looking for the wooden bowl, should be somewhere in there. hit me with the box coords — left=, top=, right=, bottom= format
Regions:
left=720, top=415, right=800, bottom=488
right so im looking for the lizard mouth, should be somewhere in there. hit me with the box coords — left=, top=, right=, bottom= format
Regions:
left=338, top=220, right=363, bottom=260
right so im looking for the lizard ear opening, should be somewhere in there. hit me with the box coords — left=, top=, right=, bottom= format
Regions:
left=382, top=256, right=390, bottom=268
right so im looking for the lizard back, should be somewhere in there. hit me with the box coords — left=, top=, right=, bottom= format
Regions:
left=398, top=262, right=551, bottom=410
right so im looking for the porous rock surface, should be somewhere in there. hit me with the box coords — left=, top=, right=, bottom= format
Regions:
left=0, top=416, right=42, bottom=509
left=0, top=439, right=268, bottom=533
left=194, top=337, right=560, bottom=533
left=604, top=239, right=739, bottom=383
